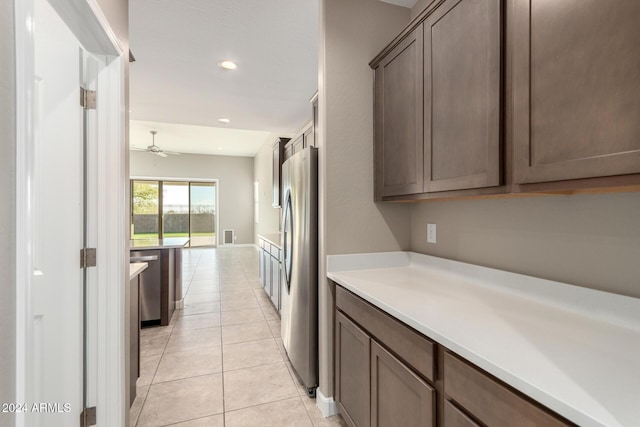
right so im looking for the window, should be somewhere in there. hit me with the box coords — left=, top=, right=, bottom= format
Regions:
left=131, top=180, right=217, bottom=247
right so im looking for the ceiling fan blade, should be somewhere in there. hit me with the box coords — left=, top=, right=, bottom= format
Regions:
left=163, top=151, right=181, bottom=155
left=155, top=151, right=168, bottom=158
left=130, top=146, right=147, bottom=151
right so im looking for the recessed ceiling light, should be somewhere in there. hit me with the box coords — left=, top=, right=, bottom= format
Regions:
left=218, top=60, right=237, bottom=70
left=218, top=147, right=223, bottom=150
left=218, top=118, right=230, bottom=124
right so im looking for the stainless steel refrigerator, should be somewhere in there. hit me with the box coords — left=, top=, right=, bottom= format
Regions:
left=280, top=146, right=318, bottom=397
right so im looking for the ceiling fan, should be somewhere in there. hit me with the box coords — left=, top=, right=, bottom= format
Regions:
left=131, top=130, right=181, bottom=157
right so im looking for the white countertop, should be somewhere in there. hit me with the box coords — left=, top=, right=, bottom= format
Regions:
left=327, top=252, right=640, bottom=427
left=258, top=233, right=281, bottom=248
left=130, top=237, right=190, bottom=250
left=129, top=262, right=148, bottom=280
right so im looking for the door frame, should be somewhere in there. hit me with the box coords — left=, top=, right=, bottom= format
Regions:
left=15, top=0, right=127, bottom=425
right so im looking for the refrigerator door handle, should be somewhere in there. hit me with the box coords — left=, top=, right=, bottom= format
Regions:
left=283, top=190, right=293, bottom=293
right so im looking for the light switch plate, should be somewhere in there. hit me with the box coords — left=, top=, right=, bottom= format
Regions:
left=427, top=223, right=436, bottom=243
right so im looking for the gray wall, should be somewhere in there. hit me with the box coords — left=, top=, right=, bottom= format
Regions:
left=323, top=0, right=411, bottom=257
left=318, top=0, right=411, bottom=399
left=253, top=140, right=282, bottom=243
left=130, top=151, right=255, bottom=244
left=0, top=1, right=16, bottom=424
left=412, top=192, right=640, bottom=298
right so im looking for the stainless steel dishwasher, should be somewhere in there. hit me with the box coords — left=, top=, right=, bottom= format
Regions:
left=130, top=250, right=161, bottom=325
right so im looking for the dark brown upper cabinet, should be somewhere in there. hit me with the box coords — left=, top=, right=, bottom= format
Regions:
left=373, top=25, right=424, bottom=200
left=272, top=137, right=290, bottom=208
left=423, top=0, right=501, bottom=193
left=512, top=0, right=640, bottom=185
left=371, top=0, right=502, bottom=201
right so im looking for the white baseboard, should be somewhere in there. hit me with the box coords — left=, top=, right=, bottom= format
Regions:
left=175, top=298, right=184, bottom=309
left=316, top=389, right=339, bottom=418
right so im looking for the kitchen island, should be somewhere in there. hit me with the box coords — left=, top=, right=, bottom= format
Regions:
left=129, top=262, right=148, bottom=405
left=328, top=252, right=640, bottom=427
left=130, top=237, right=189, bottom=326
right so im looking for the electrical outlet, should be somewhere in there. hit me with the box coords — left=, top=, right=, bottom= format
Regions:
left=427, top=223, right=437, bottom=243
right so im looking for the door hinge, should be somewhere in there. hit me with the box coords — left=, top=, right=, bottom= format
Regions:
left=80, top=87, right=97, bottom=110
left=80, top=248, right=97, bottom=268
left=80, top=406, right=96, bottom=427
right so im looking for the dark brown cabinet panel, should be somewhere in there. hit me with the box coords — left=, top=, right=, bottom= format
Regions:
left=374, top=25, right=424, bottom=199
left=336, top=286, right=434, bottom=381
left=272, top=137, right=289, bottom=208
left=303, top=123, right=314, bottom=149
left=336, top=311, right=371, bottom=427
left=371, top=341, right=434, bottom=427
left=291, top=134, right=304, bottom=156
left=444, top=352, right=571, bottom=427
left=423, top=0, right=501, bottom=192
left=443, top=401, right=480, bottom=427
left=512, top=0, right=640, bottom=184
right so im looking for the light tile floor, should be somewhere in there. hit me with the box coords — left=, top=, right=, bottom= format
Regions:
left=131, top=247, right=347, bottom=427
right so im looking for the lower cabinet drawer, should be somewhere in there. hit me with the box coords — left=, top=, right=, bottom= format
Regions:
left=444, top=352, right=572, bottom=427
left=336, top=286, right=435, bottom=381
left=371, top=341, right=434, bottom=427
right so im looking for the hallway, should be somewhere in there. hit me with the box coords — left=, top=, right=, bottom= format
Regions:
left=130, top=247, right=345, bottom=427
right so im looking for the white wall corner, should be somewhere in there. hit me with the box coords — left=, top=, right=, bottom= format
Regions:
left=316, top=389, right=340, bottom=418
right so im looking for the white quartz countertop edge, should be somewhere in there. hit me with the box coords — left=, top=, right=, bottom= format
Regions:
left=327, top=251, right=640, bottom=427
left=129, top=262, right=148, bottom=280
left=258, top=233, right=282, bottom=248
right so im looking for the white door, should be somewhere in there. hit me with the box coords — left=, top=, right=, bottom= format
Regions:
left=28, top=0, right=85, bottom=424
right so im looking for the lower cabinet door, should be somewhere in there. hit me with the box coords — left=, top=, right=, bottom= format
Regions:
left=444, top=401, right=480, bottom=427
left=258, top=243, right=265, bottom=286
left=270, top=255, right=280, bottom=310
left=336, top=312, right=371, bottom=427
left=371, top=341, right=435, bottom=427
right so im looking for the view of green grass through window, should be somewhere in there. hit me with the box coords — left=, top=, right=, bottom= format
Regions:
left=131, top=180, right=216, bottom=247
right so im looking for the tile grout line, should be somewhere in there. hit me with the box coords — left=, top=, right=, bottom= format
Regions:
left=218, top=265, right=227, bottom=427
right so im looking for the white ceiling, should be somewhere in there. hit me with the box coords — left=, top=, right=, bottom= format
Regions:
left=129, top=0, right=319, bottom=156
left=130, top=120, right=279, bottom=157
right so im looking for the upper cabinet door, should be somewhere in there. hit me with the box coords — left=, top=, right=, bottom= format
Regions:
left=374, top=25, right=424, bottom=199
left=512, top=0, right=640, bottom=184
left=423, top=0, right=502, bottom=192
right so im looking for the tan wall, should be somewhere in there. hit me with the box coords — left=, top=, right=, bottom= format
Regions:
left=253, top=140, right=282, bottom=244
left=0, top=1, right=16, bottom=423
left=130, top=151, right=255, bottom=245
left=411, top=192, right=640, bottom=298
left=318, top=0, right=412, bottom=399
